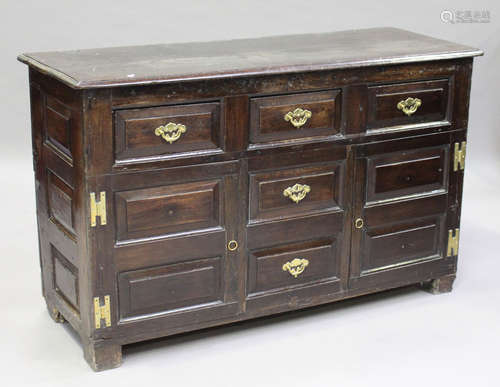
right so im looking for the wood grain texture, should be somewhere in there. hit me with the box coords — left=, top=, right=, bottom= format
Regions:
left=18, top=28, right=482, bottom=88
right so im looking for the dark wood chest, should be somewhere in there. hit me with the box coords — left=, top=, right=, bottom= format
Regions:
left=18, top=28, right=482, bottom=371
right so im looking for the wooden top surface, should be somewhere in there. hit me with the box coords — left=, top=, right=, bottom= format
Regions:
left=18, top=27, right=482, bottom=89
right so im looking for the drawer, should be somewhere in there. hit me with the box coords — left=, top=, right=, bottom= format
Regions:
left=249, top=162, right=344, bottom=222
left=114, top=178, right=223, bottom=242
left=367, top=79, right=450, bottom=131
left=365, top=145, right=449, bottom=204
left=114, top=102, right=222, bottom=163
left=247, top=240, right=338, bottom=296
left=249, top=90, right=341, bottom=144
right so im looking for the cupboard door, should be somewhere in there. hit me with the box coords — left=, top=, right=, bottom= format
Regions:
left=91, top=161, right=243, bottom=339
left=349, top=133, right=458, bottom=290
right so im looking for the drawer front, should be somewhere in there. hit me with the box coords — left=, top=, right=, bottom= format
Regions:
left=367, top=79, right=450, bottom=130
left=115, top=179, right=222, bottom=242
left=114, top=102, right=222, bottom=163
left=249, top=162, right=344, bottom=222
left=245, top=211, right=345, bottom=311
left=247, top=240, right=338, bottom=295
left=118, top=257, right=223, bottom=319
left=250, top=90, right=341, bottom=144
left=365, top=145, right=449, bottom=204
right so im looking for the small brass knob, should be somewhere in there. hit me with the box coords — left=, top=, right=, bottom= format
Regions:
left=355, top=218, right=364, bottom=229
left=227, top=240, right=238, bottom=251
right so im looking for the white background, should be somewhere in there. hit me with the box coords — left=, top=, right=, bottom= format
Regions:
left=1, top=0, right=499, bottom=385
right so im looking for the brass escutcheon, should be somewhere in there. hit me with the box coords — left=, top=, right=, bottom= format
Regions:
left=397, top=97, right=422, bottom=116
left=283, top=183, right=311, bottom=204
left=154, top=122, right=187, bottom=144
left=355, top=218, right=364, bottom=229
left=227, top=240, right=238, bottom=251
left=284, top=107, right=312, bottom=128
left=282, top=258, right=309, bottom=278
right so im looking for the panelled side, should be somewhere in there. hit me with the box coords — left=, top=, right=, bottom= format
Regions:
left=28, top=69, right=89, bottom=336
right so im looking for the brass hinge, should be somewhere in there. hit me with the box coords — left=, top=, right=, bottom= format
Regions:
left=446, top=228, right=460, bottom=257
left=453, top=141, right=466, bottom=171
left=93, top=295, right=111, bottom=329
left=90, top=192, right=107, bottom=227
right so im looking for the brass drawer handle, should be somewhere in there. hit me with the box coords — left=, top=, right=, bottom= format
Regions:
left=284, top=108, right=312, bottom=128
left=397, top=97, right=422, bottom=116
left=154, top=122, right=187, bottom=144
left=227, top=240, right=238, bottom=251
left=355, top=218, right=364, bottom=229
left=283, top=183, right=311, bottom=204
left=283, top=258, right=309, bottom=278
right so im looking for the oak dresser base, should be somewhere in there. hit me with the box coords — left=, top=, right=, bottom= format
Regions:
left=19, top=28, right=480, bottom=371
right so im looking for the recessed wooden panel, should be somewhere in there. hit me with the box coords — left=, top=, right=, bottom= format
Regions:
left=366, top=145, right=448, bottom=203
left=115, top=179, right=221, bottom=242
left=249, top=162, right=344, bottom=222
left=47, top=170, right=74, bottom=233
left=52, top=245, right=78, bottom=309
left=45, top=96, right=72, bottom=158
left=360, top=218, right=442, bottom=273
left=250, top=90, right=341, bottom=144
left=247, top=240, right=338, bottom=296
left=118, top=257, right=223, bottom=319
left=114, top=102, right=222, bottom=162
left=367, top=79, right=450, bottom=130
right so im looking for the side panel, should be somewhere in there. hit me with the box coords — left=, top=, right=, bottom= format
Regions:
left=28, top=69, right=89, bottom=335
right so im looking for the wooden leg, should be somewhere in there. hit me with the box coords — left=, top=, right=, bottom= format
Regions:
left=420, top=274, right=456, bottom=295
left=83, top=338, right=122, bottom=372
left=46, top=299, right=66, bottom=323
